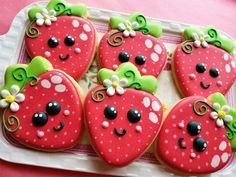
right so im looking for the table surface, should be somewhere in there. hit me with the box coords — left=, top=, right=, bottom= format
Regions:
left=0, top=0, right=236, bottom=176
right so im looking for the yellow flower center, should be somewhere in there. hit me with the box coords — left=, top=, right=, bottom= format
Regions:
left=200, top=37, right=205, bottom=43
left=44, top=14, right=49, bottom=20
left=111, top=81, right=119, bottom=88
left=6, top=94, right=15, bottom=103
left=127, top=26, right=132, bottom=31
left=218, top=110, right=226, bottom=119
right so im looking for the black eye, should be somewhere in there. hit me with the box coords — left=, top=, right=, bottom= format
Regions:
left=118, top=51, right=130, bottom=62
left=209, top=68, right=219, bottom=78
left=135, top=55, right=146, bottom=65
left=104, top=106, right=117, bottom=120
left=193, top=137, right=207, bottom=152
left=196, top=63, right=206, bottom=73
left=187, top=121, right=201, bottom=136
left=46, top=101, right=61, bottom=115
left=32, top=112, right=48, bottom=127
left=127, top=109, right=141, bottom=123
left=64, top=36, right=75, bottom=46
left=48, top=37, right=59, bottom=48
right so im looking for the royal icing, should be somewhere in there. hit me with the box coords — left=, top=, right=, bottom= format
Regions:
left=173, top=27, right=236, bottom=97
left=84, top=62, right=163, bottom=166
left=98, top=13, right=167, bottom=77
left=156, top=93, right=233, bottom=174
left=0, top=57, right=83, bottom=151
left=25, top=0, right=97, bottom=81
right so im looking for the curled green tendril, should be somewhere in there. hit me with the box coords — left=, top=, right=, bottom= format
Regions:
left=206, top=28, right=222, bottom=48
left=225, top=121, right=236, bottom=140
left=193, top=100, right=217, bottom=116
left=54, top=3, right=72, bottom=16
left=107, top=31, right=124, bottom=47
left=181, top=40, right=194, bottom=54
left=2, top=108, right=20, bottom=133
left=134, top=15, right=149, bottom=35
left=25, top=21, right=40, bottom=39
left=124, top=70, right=142, bottom=90
left=91, top=87, right=107, bottom=102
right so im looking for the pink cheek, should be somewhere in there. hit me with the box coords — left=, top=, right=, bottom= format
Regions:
left=141, top=68, right=147, bottom=74
left=216, top=81, right=223, bottom=87
left=37, top=130, right=44, bottom=138
left=178, top=122, right=185, bottom=129
left=135, top=125, right=142, bottom=133
left=189, top=73, right=196, bottom=80
left=113, top=64, right=118, bottom=70
left=44, top=51, right=51, bottom=58
left=102, top=121, right=109, bottom=129
left=74, top=48, right=81, bottom=54
left=64, top=110, right=70, bottom=116
left=190, top=152, right=196, bottom=159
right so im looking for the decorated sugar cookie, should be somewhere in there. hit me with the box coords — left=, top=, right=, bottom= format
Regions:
left=98, top=13, right=167, bottom=77
left=156, top=92, right=235, bottom=174
left=172, top=26, right=236, bottom=97
left=25, top=0, right=97, bottom=81
left=84, top=62, right=163, bottom=167
left=0, top=57, right=83, bottom=151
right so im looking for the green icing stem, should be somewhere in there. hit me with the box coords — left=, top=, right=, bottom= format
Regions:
left=110, top=12, right=162, bottom=38
left=2, top=108, right=20, bottom=133
left=184, top=26, right=235, bottom=53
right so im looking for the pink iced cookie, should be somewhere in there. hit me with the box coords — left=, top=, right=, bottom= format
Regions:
left=172, top=27, right=236, bottom=97
left=98, top=13, right=167, bottom=77
left=156, top=93, right=233, bottom=174
left=25, top=0, right=97, bottom=81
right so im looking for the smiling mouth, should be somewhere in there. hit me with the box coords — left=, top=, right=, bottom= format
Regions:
left=200, top=81, right=210, bottom=89
left=114, top=128, right=126, bottom=137
left=59, top=54, right=70, bottom=61
left=178, top=137, right=186, bottom=149
left=53, top=121, right=64, bottom=132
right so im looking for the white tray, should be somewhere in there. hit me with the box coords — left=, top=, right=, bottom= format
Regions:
left=0, top=1, right=236, bottom=177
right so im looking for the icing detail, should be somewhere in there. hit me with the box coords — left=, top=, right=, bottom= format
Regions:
left=145, top=39, right=153, bottom=48
left=102, top=121, right=109, bottom=129
left=216, top=81, right=223, bottom=87
left=72, top=19, right=79, bottom=28
left=35, top=8, right=57, bottom=26
left=135, top=125, right=142, bottom=133
left=143, top=97, right=150, bottom=108
left=181, top=40, right=194, bottom=54
left=189, top=74, right=196, bottom=80
left=149, top=112, right=158, bottom=124
left=37, top=130, right=45, bottom=138
left=211, top=155, right=220, bottom=168
left=44, top=51, right=51, bottom=58
left=178, top=122, right=184, bottom=129
left=64, top=110, right=70, bottom=116
left=192, top=32, right=209, bottom=48
left=51, top=75, right=62, bottom=84
left=41, top=79, right=51, bottom=88
left=107, top=31, right=124, bottom=47
left=118, top=20, right=138, bottom=37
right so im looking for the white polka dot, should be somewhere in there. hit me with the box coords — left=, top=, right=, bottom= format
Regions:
left=145, top=39, right=153, bottom=48
left=231, top=61, right=236, bottom=68
left=41, top=79, right=51, bottom=88
left=225, top=64, right=231, bottom=73
left=143, top=97, right=150, bottom=108
left=151, top=52, right=159, bottom=62
left=219, top=141, right=227, bottom=151
left=83, top=24, right=91, bottom=32
left=72, top=20, right=79, bottom=28
left=80, top=33, right=88, bottom=41
left=223, top=53, right=229, bottom=61
left=211, top=155, right=220, bottom=168
left=152, top=101, right=160, bottom=111
left=149, top=112, right=158, bottom=123
left=221, top=153, right=229, bottom=163
left=55, top=84, right=66, bottom=92
left=51, top=75, right=62, bottom=84
left=154, top=44, right=162, bottom=54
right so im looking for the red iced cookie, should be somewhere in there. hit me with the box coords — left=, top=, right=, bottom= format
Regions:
left=0, top=57, right=83, bottom=151
left=172, top=27, right=236, bottom=97
left=98, top=13, right=167, bottom=77
left=156, top=93, right=233, bottom=174
left=25, top=0, right=97, bottom=81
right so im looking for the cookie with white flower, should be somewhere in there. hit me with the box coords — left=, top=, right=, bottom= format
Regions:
left=156, top=92, right=235, bottom=174
left=98, top=12, right=167, bottom=77
left=25, top=0, right=97, bottom=81
left=0, top=56, right=84, bottom=152
left=84, top=62, right=163, bottom=166
left=172, top=26, right=236, bottom=97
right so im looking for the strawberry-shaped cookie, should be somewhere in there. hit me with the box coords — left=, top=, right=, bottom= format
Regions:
left=84, top=62, right=163, bottom=167
left=25, top=0, right=97, bottom=81
left=156, top=92, right=236, bottom=174
left=0, top=57, right=83, bottom=151
left=98, top=13, right=167, bottom=77
left=172, top=26, right=236, bottom=97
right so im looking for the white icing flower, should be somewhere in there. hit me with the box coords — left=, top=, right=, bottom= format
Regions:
left=103, top=75, right=128, bottom=96
left=192, top=32, right=210, bottom=48
left=210, top=102, right=233, bottom=127
left=0, top=85, right=25, bottom=112
left=118, top=20, right=139, bottom=37
left=35, top=8, right=57, bottom=26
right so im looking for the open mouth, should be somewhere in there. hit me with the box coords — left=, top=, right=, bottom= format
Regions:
left=178, top=137, right=186, bottom=149
left=114, top=128, right=126, bottom=137
left=53, top=121, right=64, bottom=132
left=200, top=81, right=210, bottom=89
left=59, top=54, right=70, bottom=61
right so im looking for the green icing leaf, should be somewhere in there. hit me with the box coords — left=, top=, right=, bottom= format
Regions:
left=98, top=62, right=158, bottom=94
left=209, top=92, right=227, bottom=107
left=28, top=0, right=87, bottom=22
left=184, top=26, right=235, bottom=53
left=1, top=56, right=52, bottom=92
left=110, top=12, right=162, bottom=38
